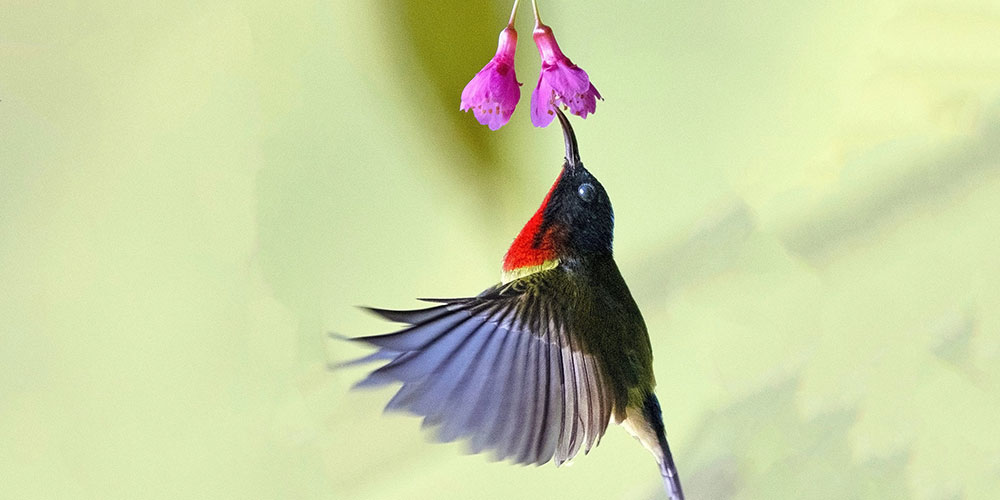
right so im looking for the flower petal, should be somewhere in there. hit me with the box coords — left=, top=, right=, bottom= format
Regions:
left=544, top=62, right=591, bottom=97
left=558, top=81, right=600, bottom=118
left=531, top=24, right=602, bottom=123
left=530, top=77, right=556, bottom=128
left=460, top=62, right=495, bottom=111
left=460, top=26, right=521, bottom=130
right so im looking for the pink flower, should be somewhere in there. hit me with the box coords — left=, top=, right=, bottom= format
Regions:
left=460, top=25, right=522, bottom=131
left=530, top=20, right=602, bottom=128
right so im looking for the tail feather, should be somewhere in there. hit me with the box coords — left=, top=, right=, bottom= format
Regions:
left=644, top=394, right=685, bottom=500
left=656, top=436, right=684, bottom=500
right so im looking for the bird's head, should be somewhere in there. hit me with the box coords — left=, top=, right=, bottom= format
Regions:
left=501, top=110, right=615, bottom=283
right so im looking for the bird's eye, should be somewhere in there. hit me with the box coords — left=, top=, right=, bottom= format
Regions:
left=577, top=183, right=595, bottom=202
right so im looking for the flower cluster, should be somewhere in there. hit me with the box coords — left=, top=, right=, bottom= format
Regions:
left=460, top=0, right=602, bottom=130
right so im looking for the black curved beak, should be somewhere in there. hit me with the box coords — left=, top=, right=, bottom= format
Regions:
left=554, top=108, right=580, bottom=169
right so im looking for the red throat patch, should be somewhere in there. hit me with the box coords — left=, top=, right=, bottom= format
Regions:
left=502, top=175, right=562, bottom=274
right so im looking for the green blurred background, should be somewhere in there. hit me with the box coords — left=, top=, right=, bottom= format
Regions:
left=3, top=0, right=1000, bottom=498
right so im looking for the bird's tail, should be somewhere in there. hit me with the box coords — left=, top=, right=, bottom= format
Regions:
left=644, top=394, right=685, bottom=500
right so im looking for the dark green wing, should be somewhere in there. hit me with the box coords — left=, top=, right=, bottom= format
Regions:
left=346, top=268, right=615, bottom=466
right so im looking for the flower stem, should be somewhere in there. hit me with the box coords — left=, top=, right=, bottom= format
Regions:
left=508, top=0, right=520, bottom=28
left=531, top=0, right=542, bottom=27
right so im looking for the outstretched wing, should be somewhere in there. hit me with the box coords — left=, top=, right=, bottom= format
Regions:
left=344, top=269, right=615, bottom=466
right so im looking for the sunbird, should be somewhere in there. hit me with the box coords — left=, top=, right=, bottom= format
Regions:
left=342, top=109, right=684, bottom=499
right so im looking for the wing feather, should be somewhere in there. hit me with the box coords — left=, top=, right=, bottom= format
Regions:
left=342, top=268, right=615, bottom=466
left=497, top=327, right=534, bottom=461
left=555, top=344, right=576, bottom=464
left=364, top=305, right=450, bottom=325
left=410, top=320, right=494, bottom=421
left=583, top=354, right=602, bottom=453
left=536, top=310, right=562, bottom=463
left=432, top=314, right=507, bottom=441
left=353, top=308, right=467, bottom=352
left=466, top=325, right=521, bottom=454
left=434, top=340, right=495, bottom=440
left=357, top=314, right=479, bottom=385
left=514, top=322, right=542, bottom=463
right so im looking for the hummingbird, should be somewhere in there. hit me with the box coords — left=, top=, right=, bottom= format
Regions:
left=341, top=109, right=684, bottom=499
